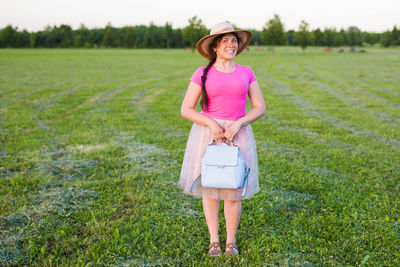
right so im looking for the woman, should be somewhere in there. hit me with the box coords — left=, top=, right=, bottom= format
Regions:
left=179, top=22, right=265, bottom=256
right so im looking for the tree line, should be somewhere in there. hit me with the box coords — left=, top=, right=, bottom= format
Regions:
left=0, top=15, right=398, bottom=49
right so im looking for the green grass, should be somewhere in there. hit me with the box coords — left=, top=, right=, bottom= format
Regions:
left=1, top=46, right=399, bottom=266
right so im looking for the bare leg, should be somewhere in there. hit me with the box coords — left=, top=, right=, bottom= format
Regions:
left=202, top=197, right=220, bottom=243
left=224, top=199, right=242, bottom=244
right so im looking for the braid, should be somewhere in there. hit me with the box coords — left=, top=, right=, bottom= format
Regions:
left=200, top=56, right=216, bottom=110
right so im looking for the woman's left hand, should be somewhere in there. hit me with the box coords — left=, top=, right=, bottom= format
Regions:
left=224, top=120, right=243, bottom=143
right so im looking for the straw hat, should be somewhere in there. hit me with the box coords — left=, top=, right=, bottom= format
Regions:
left=196, top=22, right=252, bottom=59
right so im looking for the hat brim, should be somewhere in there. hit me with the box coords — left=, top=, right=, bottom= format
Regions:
left=196, top=30, right=252, bottom=59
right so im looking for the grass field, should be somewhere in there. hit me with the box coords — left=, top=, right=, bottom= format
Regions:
left=0, top=47, right=399, bottom=266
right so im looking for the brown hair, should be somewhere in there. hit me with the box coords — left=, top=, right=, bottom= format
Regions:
left=200, top=32, right=242, bottom=110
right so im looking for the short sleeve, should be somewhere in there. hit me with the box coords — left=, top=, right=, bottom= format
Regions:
left=247, top=66, right=257, bottom=84
left=190, top=67, right=205, bottom=87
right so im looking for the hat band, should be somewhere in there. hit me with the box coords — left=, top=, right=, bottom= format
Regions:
left=211, top=26, right=234, bottom=35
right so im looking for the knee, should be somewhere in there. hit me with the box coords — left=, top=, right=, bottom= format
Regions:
left=224, top=199, right=241, bottom=206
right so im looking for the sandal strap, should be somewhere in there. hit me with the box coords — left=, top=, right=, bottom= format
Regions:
left=226, top=243, right=238, bottom=250
left=225, top=242, right=239, bottom=255
left=208, top=242, right=221, bottom=249
left=208, top=242, right=221, bottom=256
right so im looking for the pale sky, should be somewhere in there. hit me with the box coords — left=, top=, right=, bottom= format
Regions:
left=1, top=0, right=399, bottom=32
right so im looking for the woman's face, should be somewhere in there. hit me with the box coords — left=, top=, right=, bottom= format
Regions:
left=214, top=33, right=239, bottom=60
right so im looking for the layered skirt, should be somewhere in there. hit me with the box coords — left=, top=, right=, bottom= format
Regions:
left=179, top=118, right=259, bottom=200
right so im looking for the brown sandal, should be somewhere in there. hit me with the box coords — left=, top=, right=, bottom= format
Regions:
left=224, top=243, right=239, bottom=256
left=208, top=242, right=222, bottom=257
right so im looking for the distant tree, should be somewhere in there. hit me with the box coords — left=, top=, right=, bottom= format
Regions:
left=323, top=28, right=336, bottom=47
left=380, top=31, right=392, bottom=47
left=286, top=30, right=296, bottom=45
left=364, top=32, right=379, bottom=46
left=296, top=20, right=311, bottom=53
left=347, top=26, right=363, bottom=46
left=113, top=28, right=123, bottom=47
left=0, top=25, right=17, bottom=47
left=182, top=16, right=208, bottom=52
left=174, top=29, right=184, bottom=48
left=56, top=24, right=73, bottom=47
left=102, top=23, right=114, bottom=47
left=248, top=29, right=262, bottom=45
left=29, top=32, right=36, bottom=48
left=164, top=22, right=173, bottom=49
left=73, top=24, right=89, bottom=48
left=134, top=25, right=147, bottom=48
left=80, top=25, right=92, bottom=48
left=33, top=30, right=44, bottom=47
left=333, top=33, right=344, bottom=47
left=122, top=26, right=136, bottom=48
left=145, top=23, right=166, bottom=48
left=88, top=28, right=104, bottom=48
left=18, top=30, right=30, bottom=47
left=338, top=29, right=348, bottom=46
left=392, top=26, right=399, bottom=45
left=144, top=22, right=155, bottom=48
left=312, top=28, right=324, bottom=46
left=0, top=25, right=30, bottom=48
left=41, top=26, right=55, bottom=47
left=73, top=35, right=84, bottom=48
left=0, top=29, right=5, bottom=47
left=73, top=26, right=84, bottom=48
left=262, top=14, right=286, bottom=54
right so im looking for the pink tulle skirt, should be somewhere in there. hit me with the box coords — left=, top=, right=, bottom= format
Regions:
left=179, top=118, right=259, bottom=200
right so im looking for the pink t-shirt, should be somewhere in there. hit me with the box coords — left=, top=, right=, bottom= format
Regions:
left=190, top=64, right=257, bottom=120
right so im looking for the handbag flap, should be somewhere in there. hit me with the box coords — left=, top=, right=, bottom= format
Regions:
left=204, top=144, right=238, bottom=166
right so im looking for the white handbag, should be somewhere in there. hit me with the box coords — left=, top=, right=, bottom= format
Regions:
left=190, top=142, right=250, bottom=197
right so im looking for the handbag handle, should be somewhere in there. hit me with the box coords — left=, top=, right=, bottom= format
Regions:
left=210, top=138, right=237, bottom=146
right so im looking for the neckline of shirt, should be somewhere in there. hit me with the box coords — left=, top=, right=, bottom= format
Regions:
left=212, top=63, right=238, bottom=74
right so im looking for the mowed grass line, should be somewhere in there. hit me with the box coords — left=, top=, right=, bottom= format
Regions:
left=298, top=60, right=400, bottom=116
left=283, top=62, right=400, bottom=136
left=305, top=59, right=400, bottom=101
left=290, top=60, right=400, bottom=110
left=0, top=48, right=399, bottom=265
left=258, top=66, right=400, bottom=150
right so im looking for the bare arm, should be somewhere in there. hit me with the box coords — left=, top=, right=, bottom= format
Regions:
left=224, top=81, right=266, bottom=141
left=181, top=82, right=225, bottom=140
left=238, top=81, right=266, bottom=126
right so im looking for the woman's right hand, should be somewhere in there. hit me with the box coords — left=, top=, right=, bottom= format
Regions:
left=208, top=120, right=224, bottom=141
